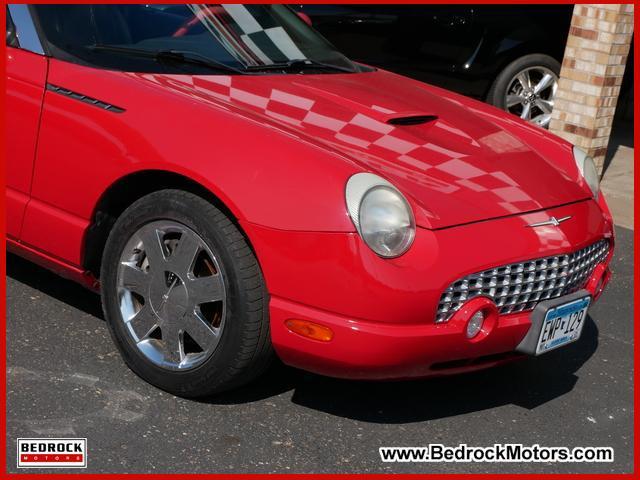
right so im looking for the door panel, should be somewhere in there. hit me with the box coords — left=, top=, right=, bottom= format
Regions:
left=5, top=46, right=48, bottom=239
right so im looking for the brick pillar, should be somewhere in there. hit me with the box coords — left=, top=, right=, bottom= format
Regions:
left=549, top=4, right=634, bottom=173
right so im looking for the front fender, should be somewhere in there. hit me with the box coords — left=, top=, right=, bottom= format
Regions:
left=36, top=59, right=361, bottom=233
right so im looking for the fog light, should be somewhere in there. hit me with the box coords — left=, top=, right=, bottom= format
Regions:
left=466, top=311, right=485, bottom=338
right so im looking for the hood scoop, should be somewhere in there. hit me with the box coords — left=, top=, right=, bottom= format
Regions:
left=386, top=114, right=438, bottom=126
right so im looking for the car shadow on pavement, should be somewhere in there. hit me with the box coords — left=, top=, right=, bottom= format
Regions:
left=7, top=252, right=598, bottom=424
left=6, top=253, right=104, bottom=319
left=208, top=317, right=599, bottom=423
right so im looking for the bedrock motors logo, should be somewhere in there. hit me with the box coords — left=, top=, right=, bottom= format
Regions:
left=17, top=438, right=87, bottom=468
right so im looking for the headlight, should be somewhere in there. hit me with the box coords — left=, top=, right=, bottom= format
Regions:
left=345, top=173, right=415, bottom=258
left=573, top=146, right=600, bottom=199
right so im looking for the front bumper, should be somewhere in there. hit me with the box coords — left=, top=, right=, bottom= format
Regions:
left=243, top=197, right=614, bottom=379
left=269, top=294, right=530, bottom=379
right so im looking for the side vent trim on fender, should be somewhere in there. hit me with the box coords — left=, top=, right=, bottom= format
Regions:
left=46, top=84, right=126, bottom=113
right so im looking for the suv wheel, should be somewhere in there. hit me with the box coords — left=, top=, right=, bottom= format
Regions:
left=101, top=189, right=272, bottom=397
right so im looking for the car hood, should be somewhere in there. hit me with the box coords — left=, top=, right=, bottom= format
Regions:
left=129, top=69, right=588, bottom=229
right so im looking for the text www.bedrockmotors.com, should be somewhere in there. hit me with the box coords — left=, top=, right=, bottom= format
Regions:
left=380, top=444, right=614, bottom=463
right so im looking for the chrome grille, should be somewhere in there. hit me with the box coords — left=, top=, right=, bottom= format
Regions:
left=435, top=239, right=610, bottom=323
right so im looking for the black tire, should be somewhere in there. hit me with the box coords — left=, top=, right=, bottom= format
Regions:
left=487, top=53, right=561, bottom=110
left=101, top=189, right=273, bottom=397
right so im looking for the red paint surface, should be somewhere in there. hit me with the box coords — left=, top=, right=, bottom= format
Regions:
left=6, top=46, right=615, bottom=381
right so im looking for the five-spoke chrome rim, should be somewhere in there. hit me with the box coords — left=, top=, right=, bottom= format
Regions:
left=505, top=66, right=558, bottom=128
left=117, top=220, right=226, bottom=370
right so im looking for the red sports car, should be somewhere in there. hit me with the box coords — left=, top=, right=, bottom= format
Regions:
left=7, top=4, right=614, bottom=397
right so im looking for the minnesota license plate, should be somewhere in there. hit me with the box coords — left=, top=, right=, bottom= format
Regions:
left=535, top=296, right=590, bottom=355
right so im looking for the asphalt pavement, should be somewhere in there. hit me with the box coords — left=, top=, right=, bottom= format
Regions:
left=5, top=226, right=634, bottom=474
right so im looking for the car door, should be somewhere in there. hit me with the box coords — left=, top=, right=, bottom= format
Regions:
left=5, top=5, right=48, bottom=240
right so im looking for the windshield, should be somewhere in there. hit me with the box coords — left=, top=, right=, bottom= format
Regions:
left=33, top=4, right=364, bottom=74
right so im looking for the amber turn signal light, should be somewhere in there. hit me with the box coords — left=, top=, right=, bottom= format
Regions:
left=285, top=319, right=334, bottom=342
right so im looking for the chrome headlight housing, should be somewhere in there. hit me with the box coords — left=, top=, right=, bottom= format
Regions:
left=573, top=146, right=600, bottom=199
left=345, top=173, right=415, bottom=258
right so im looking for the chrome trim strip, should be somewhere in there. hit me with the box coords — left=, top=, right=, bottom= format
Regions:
left=7, top=5, right=44, bottom=55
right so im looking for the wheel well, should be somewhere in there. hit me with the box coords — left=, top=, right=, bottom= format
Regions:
left=83, top=170, right=239, bottom=278
left=479, top=23, right=565, bottom=101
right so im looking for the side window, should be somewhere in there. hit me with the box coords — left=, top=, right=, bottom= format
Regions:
left=6, top=7, right=19, bottom=47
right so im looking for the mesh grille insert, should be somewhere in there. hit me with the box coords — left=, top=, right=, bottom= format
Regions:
left=435, top=239, right=610, bottom=323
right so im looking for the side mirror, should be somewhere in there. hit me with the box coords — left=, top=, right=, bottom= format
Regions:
left=6, top=16, right=18, bottom=47
left=296, top=11, right=312, bottom=27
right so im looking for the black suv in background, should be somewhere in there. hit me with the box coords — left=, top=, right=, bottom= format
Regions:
left=294, top=5, right=574, bottom=128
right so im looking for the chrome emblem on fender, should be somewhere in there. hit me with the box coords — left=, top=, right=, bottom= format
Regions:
left=526, top=216, right=572, bottom=228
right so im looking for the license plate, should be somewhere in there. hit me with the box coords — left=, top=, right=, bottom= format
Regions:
left=535, top=296, right=590, bottom=355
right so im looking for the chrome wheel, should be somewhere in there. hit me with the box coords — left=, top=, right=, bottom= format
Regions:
left=505, top=66, right=558, bottom=128
left=117, top=220, right=226, bottom=371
